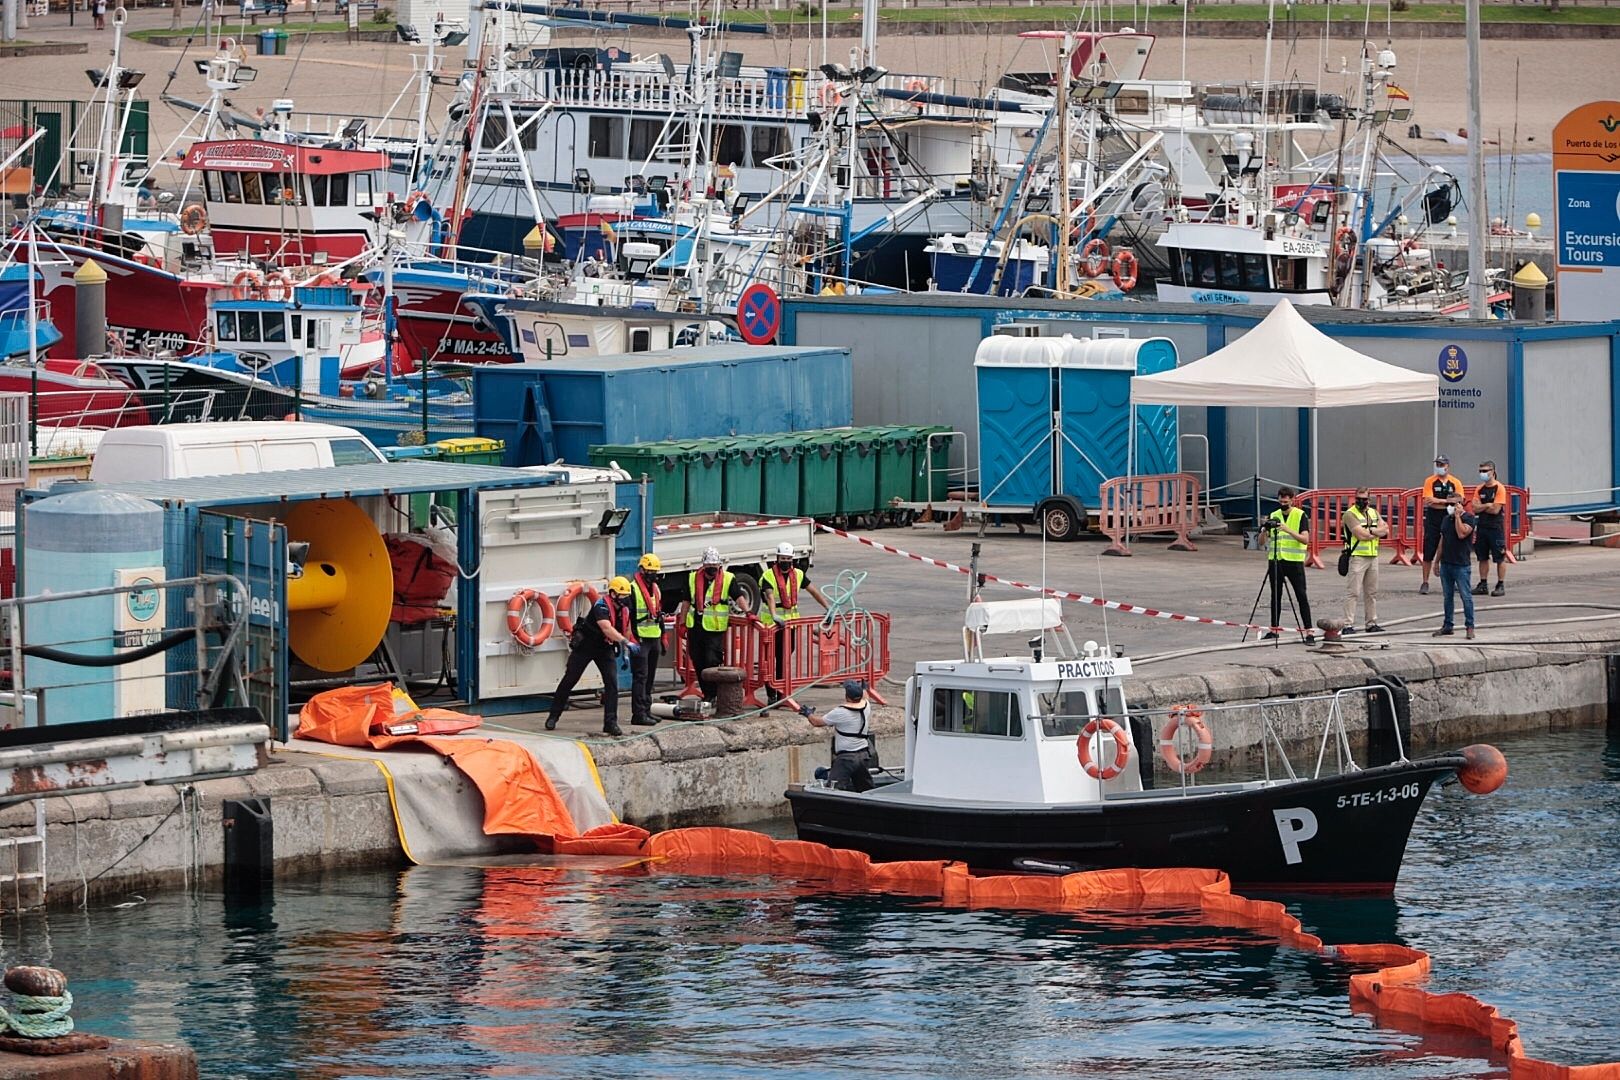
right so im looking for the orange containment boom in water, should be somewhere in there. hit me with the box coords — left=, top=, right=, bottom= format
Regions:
left=548, top=825, right=1620, bottom=1078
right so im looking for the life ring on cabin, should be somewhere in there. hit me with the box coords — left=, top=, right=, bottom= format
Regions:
left=1159, top=704, right=1214, bottom=775
left=404, top=190, right=428, bottom=213
left=307, top=270, right=340, bottom=287
left=179, top=205, right=208, bottom=235
left=1079, top=237, right=1110, bottom=279
left=1110, top=248, right=1139, bottom=292
left=1077, top=716, right=1131, bottom=781
left=818, top=82, right=844, bottom=109
left=1333, top=226, right=1357, bottom=258
left=554, top=582, right=602, bottom=635
left=261, top=271, right=290, bottom=302
left=506, top=588, right=556, bottom=648
left=231, top=269, right=264, bottom=300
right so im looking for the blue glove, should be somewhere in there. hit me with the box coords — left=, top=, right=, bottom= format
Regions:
left=798, top=704, right=813, bottom=718
left=625, top=642, right=642, bottom=658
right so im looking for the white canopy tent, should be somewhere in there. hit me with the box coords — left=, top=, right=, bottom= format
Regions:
left=1127, top=299, right=1441, bottom=501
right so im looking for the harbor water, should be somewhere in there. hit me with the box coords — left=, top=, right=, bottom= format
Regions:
left=7, top=725, right=1616, bottom=1078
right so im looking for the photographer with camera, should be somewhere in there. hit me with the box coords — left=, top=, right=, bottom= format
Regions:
left=1261, top=487, right=1313, bottom=643
left=1469, top=460, right=1508, bottom=597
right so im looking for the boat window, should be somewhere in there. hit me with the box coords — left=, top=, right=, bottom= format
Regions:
left=930, top=688, right=1023, bottom=739
left=216, top=313, right=237, bottom=342
left=1101, top=686, right=1125, bottom=717
left=268, top=174, right=301, bottom=206
left=628, top=118, right=663, bottom=161
left=331, top=438, right=383, bottom=466
left=588, top=115, right=625, bottom=159
left=1217, top=251, right=1243, bottom=289
left=1272, top=256, right=1303, bottom=291
left=222, top=171, right=243, bottom=204
left=289, top=313, right=302, bottom=341
left=352, top=173, right=373, bottom=207
left=241, top=171, right=265, bottom=205
left=328, top=173, right=349, bottom=208
left=262, top=314, right=286, bottom=343
left=203, top=171, right=221, bottom=203
left=1191, top=250, right=1218, bottom=286
left=1037, top=689, right=1093, bottom=737
left=629, top=326, right=652, bottom=352
left=712, top=123, right=746, bottom=168
left=238, top=312, right=261, bottom=343
left=751, top=125, right=788, bottom=167
left=480, top=112, right=509, bottom=150
left=309, top=174, right=329, bottom=206
left=1242, top=253, right=1269, bottom=291
left=1167, top=249, right=1190, bottom=286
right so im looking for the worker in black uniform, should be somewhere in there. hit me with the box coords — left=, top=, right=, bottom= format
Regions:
left=544, top=577, right=639, bottom=737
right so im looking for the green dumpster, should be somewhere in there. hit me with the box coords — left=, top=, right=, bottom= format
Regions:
left=591, top=442, right=686, bottom=517
left=682, top=440, right=726, bottom=515
left=760, top=436, right=802, bottom=518
left=382, top=444, right=442, bottom=526
left=912, top=425, right=955, bottom=502
left=435, top=436, right=505, bottom=465
left=799, top=433, right=841, bottom=517
left=833, top=428, right=880, bottom=516
left=867, top=426, right=918, bottom=509
left=720, top=436, right=767, bottom=516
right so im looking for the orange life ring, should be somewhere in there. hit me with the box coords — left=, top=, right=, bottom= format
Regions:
left=554, top=582, right=602, bottom=635
left=818, top=82, right=844, bottom=108
left=905, top=78, right=929, bottom=96
left=180, top=205, right=208, bottom=235
left=1333, top=226, right=1357, bottom=257
left=1077, top=716, right=1131, bottom=781
left=261, top=271, right=290, bottom=302
left=1159, top=704, right=1214, bottom=775
left=231, top=269, right=264, bottom=300
left=1079, top=237, right=1110, bottom=279
left=1110, top=248, right=1139, bottom=292
left=506, top=588, right=556, bottom=648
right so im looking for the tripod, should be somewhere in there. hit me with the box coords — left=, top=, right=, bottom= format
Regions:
left=1242, top=517, right=1302, bottom=646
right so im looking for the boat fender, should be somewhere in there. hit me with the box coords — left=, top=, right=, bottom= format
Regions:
left=1077, top=716, right=1130, bottom=781
left=1159, top=704, right=1213, bottom=775
left=1110, top=248, right=1139, bottom=292
left=1079, top=238, right=1110, bottom=279
left=506, top=588, right=555, bottom=649
left=1457, top=743, right=1508, bottom=794
left=554, top=582, right=602, bottom=636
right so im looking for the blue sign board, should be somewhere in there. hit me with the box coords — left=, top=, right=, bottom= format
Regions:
left=1556, top=169, right=1620, bottom=268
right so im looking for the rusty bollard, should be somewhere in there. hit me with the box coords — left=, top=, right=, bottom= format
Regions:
left=0, top=966, right=109, bottom=1056
left=704, top=666, right=747, bottom=718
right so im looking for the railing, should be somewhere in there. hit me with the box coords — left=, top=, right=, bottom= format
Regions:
left=1099, top=473, right=1201, bottom=557
left=1394, top=485, right=1532, bottom=567
left=1297, top=485, right=1530, bottom=569
left=670, top=611, right=892, bottom=709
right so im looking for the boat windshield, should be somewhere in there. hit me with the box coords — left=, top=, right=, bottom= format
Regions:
left=1037, top=685, right=1126, bottom=737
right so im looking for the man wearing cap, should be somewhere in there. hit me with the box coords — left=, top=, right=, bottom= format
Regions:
left=629, top=553, right=665, bottom=727
left=760, top=541, right=830, bottom=703
left=1470, top=460, right=1509, bottom=597
left=800, top=681, right=879, bottom=792
left=544, top=577, right=639, bottom=738
left=683, top=547, right=747, bottom=703
left=1418, top=455, right=1462, bottom=595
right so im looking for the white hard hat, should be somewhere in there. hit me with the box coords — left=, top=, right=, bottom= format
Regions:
left=702, top=546, right=722, bottom=566
left=775, top=542, right=795, bottom=558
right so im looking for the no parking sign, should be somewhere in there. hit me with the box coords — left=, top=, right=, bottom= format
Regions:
left=736, top=283, right=781, bottom=345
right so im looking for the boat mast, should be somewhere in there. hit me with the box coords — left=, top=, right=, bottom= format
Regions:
left=1464, top=0, right=1487, bottom=317
left=1056, top=34, right=1072, bottom=298
left=90, top=8, right=127, bottom=226
left=1256, top=0, right=1277, bottom=227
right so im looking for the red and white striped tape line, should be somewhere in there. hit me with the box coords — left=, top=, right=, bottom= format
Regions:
left=654, top=517, right=811, bottom=533
left=814, top=523, right=1307, bottom=635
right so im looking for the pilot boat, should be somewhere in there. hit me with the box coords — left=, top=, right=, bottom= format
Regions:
left=786, top=599, right=1506, bottom=893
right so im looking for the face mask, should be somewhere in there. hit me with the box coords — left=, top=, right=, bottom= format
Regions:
left=1355, top=498, right=1369, bottom=509
left=1478, top=472, right=1491, bottom=482
left=1436, top=466, right=1448, bottom=476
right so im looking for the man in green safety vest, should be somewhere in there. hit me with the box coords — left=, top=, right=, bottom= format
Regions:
left=760, top=542, right=830, bottom=703
left=1342, top=486, right=1389, bottom=634
left=629, top=552, right=666, bottom=727
left=683, top=546, right=747, bottom=702
left=1262, top=486, right=1314, bottom=644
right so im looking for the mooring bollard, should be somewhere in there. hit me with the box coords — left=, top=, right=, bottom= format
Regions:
left=1316, top=618, right=1349, bottom=651
left=705, top=666, right=747, bottom=718
left=0, top=965, right=109, bottom=1056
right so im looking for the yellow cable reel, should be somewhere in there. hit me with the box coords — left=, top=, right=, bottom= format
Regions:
left=284, top=499, right=393, bottom=672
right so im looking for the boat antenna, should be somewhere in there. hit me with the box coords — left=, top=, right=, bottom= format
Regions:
left=1095, top=554, right=1113, bottom=657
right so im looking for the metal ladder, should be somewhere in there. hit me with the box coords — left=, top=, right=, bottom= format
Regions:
left=0, top=800, right=46, bottom=911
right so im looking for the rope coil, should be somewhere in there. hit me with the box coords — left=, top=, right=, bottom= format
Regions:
left=0, top=991, right=74, bottom=1039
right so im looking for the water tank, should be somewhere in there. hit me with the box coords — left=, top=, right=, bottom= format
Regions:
left=22, top=488, right=165, bottom=725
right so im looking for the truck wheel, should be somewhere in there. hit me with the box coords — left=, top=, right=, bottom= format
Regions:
left=1037, top=497, right=1084, bottom=542
left=732, top=570, right=762, bottom=616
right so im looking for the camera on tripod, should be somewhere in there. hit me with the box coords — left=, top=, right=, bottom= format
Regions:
left=1260, top=517, right=1282, bottom=531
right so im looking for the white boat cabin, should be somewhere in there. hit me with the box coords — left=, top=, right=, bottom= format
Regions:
left=901, top=600, right=1143, bottom=803
left=1155, top=219, right=1330, bottom=306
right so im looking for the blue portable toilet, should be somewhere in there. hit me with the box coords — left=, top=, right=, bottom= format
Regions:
left=975, top=334, right=1178, bottom=538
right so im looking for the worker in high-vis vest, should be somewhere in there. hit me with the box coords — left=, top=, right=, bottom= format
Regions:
left=759, top=542, right=830, bottom=703
left=1262, top=486, right=1314, bottom=644
left=1341, top=485, right=1390, bottom=634
left=683, top=546, right=745, bottom=702
left=629, top=552, right=666, bottom=727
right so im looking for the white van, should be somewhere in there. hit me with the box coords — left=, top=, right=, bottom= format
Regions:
left=88, top=422, right=386, bottom=483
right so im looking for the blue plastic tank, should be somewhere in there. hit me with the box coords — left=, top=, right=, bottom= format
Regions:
left=22, top=488, right=165, bottom=724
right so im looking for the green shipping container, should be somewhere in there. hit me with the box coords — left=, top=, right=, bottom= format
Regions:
left=833, top=429, right=880, bottom=516
left=720, top=437, right=767, bottom=516
left=912, top=425, right=955, bottom=503
left=682, top=440, right=726, bottom=515
left=799, top=434, right=841, bottom=517
left=760, top=437, right=802, bottom=518
left=591, top=443, right=686, bottom=517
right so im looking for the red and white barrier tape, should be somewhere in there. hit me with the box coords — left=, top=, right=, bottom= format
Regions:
left=654, top=517, right=811, bottom=533
left=815, top=523, right=1308, bottom=635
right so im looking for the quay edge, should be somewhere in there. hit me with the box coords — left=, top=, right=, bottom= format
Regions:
left=2, top=635, right=1612, bottom=909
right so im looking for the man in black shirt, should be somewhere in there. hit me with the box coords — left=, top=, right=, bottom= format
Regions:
left=1433, top=501, right=1477, bottom=639
left=543, top=579, right=639, bottom=737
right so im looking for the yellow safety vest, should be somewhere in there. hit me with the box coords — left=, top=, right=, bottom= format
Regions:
left=1344, top=505, right=1381, bottom=558
left=685, top=569, right=735, bottom=632
left=631, top=576, right=663, bottom=640
left=1266, top=507, right=1308, bottom=562
left=758, top=566, right=805, bottom=628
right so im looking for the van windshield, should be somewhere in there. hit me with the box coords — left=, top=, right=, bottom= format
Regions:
left=331, top=438, right=383, bottom=466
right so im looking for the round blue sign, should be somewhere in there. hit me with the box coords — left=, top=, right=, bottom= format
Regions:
left=126, top=577, right=160, bottom=623
left=1438, top=344, right=1468, bottom=383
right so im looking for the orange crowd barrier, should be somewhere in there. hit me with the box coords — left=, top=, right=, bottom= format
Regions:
left=1405, top=484, right=1533, bottom=568
left=671, top=612, right=893, bottom=709
left=1296, top=487, right=1411, bottom=568
left=1099, top=472, right=1201, bottom=557
left=671, top=614, right=770, bottom=708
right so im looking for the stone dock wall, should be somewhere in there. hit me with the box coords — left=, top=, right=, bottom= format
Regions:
left=7, top=633, right=1613, bottom=908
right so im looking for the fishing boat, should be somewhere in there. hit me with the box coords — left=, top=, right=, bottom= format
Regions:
left=786, top=599, right=1507, bottom=893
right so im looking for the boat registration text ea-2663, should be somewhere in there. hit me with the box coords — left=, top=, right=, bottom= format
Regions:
left=1337, top=783, right=1423, bottom=809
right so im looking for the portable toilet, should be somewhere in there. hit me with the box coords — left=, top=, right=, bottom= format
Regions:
left=974, top=334, right=1178, bottom=538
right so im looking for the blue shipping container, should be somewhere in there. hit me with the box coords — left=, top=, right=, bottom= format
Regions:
left=976, top=335, right=1178, bottom=510
left=472, top=344, right=854, bottom=466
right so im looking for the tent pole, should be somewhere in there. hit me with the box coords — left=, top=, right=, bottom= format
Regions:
left=1253, top=409, right=1261, bottom=524
left=1311, top=407, right=1319, bottom=491
left=1433, top=400, right=1440, bottom=461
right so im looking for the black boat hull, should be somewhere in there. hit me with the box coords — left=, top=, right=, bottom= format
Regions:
left=786, top=756, right=1465, bottom=894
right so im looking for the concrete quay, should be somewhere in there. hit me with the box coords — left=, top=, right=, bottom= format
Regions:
left=2, top=524, right=1614, bottom=909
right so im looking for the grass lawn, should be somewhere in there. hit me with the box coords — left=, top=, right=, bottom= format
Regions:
left=130, top=17, right=391, bottom=41
left=718, top=3, right=1620, bottom=25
